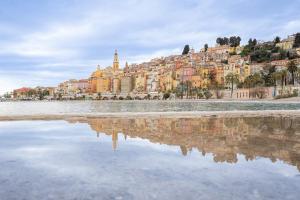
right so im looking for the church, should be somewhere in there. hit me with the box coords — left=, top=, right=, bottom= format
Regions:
left=90, top=50, right=124, bottom=94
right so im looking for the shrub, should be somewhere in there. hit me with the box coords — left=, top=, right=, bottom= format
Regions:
left=197, top=92, right=203, bottom=99
left=275, top=90, right=298, bottom=99
left=204, top=90, right=213, bottom=99
left=293, top=89, right=299, bottom=97
left=152, top=95, right=160, bottom=100
left=163, top=93, right=170, bottom=100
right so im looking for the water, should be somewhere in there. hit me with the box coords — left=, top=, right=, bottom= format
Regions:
left=1, top=100, right=300, bottom=115
left=0, top=117, right=299, bottom=200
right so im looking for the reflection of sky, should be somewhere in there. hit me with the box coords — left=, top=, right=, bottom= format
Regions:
left=0, top=121, right=299, bottom=200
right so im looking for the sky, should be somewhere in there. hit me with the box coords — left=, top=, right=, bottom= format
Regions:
left=0, top=0, right=300, bottom=94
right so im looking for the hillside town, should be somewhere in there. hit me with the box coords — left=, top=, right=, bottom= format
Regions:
left=4, top=33, right=300, bottom=101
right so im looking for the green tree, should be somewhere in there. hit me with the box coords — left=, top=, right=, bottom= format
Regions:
left=243, top=75, right=253, bottom=88
left=182, top=45, right=190, bottom=55
left=280, top=70, right=288, bottom=89
left=272, top=71, right=282, bottom=96
left=97, top=92, right=102, bottom=100
left=204, top=44, right=208, bottom=52
left=185, top=81, right=192, bottom=98
left=203, top=89, right=213, bottom=99
left=293, top=32, right=300, bottom=48
left=261, top=64, right=275, bottom=87
left=287, top=61, right=297, bottom=85
left=216, top=37, right=229, bottom=45
left=297, top=67, right=300, bottom=84
left=225, top=73, right=239, bottom=97
left=58, top=93, right=62, bottom=100
left=196, top=89, right=203, bottom=99
left=4, top=92, right=11, bottom=99
left=208, top=70, right=217, bottom=86
left=252, top=73, right=264, bottom=87
left=163, top=92, right=170, bottom=100
left=229, top=36, right=241, bottom=47
left=274, top=36, right=281, bottom=44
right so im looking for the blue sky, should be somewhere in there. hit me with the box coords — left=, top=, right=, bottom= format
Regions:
left=0, top=0, right=300, bottom=94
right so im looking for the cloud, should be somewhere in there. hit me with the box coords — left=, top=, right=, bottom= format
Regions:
left=0, top=0, right=300, bottom=94
left=127, top=48, right=182, bottom=64
left=282, top=20, right=300, bottom=34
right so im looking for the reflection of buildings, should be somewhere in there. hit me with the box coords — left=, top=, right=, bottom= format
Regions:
left=68, top=117, right=300, bottom=171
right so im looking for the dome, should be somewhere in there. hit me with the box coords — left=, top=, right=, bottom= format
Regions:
left=91, top=65, right=103, bottom=78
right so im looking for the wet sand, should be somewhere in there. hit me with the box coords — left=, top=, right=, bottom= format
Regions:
left=1, top=110, right=300, bottom=121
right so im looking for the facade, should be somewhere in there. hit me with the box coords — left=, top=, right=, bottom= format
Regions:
left=76, top=79, right=90, bottom=93
left=90, top=65, right=103, bottom=93
left=120, top=76, right=134, bottom=94
left=13, top=87, right=32, bottom=99
left=191, top=75, right=202, bottom=88
left=112, top=78, right=121, bottom=94
left=234, top=87, right=274, bottom=99
left=159, top=70, right=174, bottom=92
left=182, top=65, right=195, bottom=82
left=276, top=35, right=295, bottom=50
left=134, top=72, right=147, bottom=93
left=96, top=77, right=111, bottom=94
left=146, top=71, right=159, bottom=93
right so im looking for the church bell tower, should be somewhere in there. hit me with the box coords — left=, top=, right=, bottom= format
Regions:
left=113, top=50, right=120, bottom=71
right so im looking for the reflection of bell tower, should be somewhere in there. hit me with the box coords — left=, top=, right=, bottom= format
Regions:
left=112, top=131, right=118, bottom=151
left=180, top=145, right=188, bottom=156
left=113, top=50, right=119, bottom=71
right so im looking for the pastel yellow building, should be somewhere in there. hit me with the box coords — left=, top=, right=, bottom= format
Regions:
left=112, top=78, right=121, bottom=94
left=97, top=77, right=111, bottom=93
left=160, top=70, right=174, bottom=92
left=216, top=65, right=225, bottom=85
left=276, top=35, right=295, bottom=50
left=134, top=72, right=147, bottom=93
left=90, top=65, right=112, bottom=94
left=90, top=65, right=103, bottom=93
left=199, top=66, right=210, bottom=88
left=240, top=63, right=251, bottom=82
left=191, top=75, right=202, bottom=88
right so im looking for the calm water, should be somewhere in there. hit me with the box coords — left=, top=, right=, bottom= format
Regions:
left=0, top=117, right=300, bottom=200
left=1, top=101, right=300, bottom=115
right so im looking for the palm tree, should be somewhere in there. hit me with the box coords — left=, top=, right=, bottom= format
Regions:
left=272, top=71, right=282, bottom=96
left=208, top=70, right=217, bottom=88
left=280, top=70, right=288, bottom=89
left=287, top=61, right=297, bottom=85
left=243, top=75, right=253, bottom=88
left=225, top=73, right=239, bottom=98
left=252, top=73, right=264, bottom=87
left=297, top=67, right=300, bottom=85
left=243, top=73, right=263, bottom=98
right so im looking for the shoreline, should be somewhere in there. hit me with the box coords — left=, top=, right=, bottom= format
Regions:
left=1, top=97, right=300, bottom=103
left=1, top=110, right=300, bottom=121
